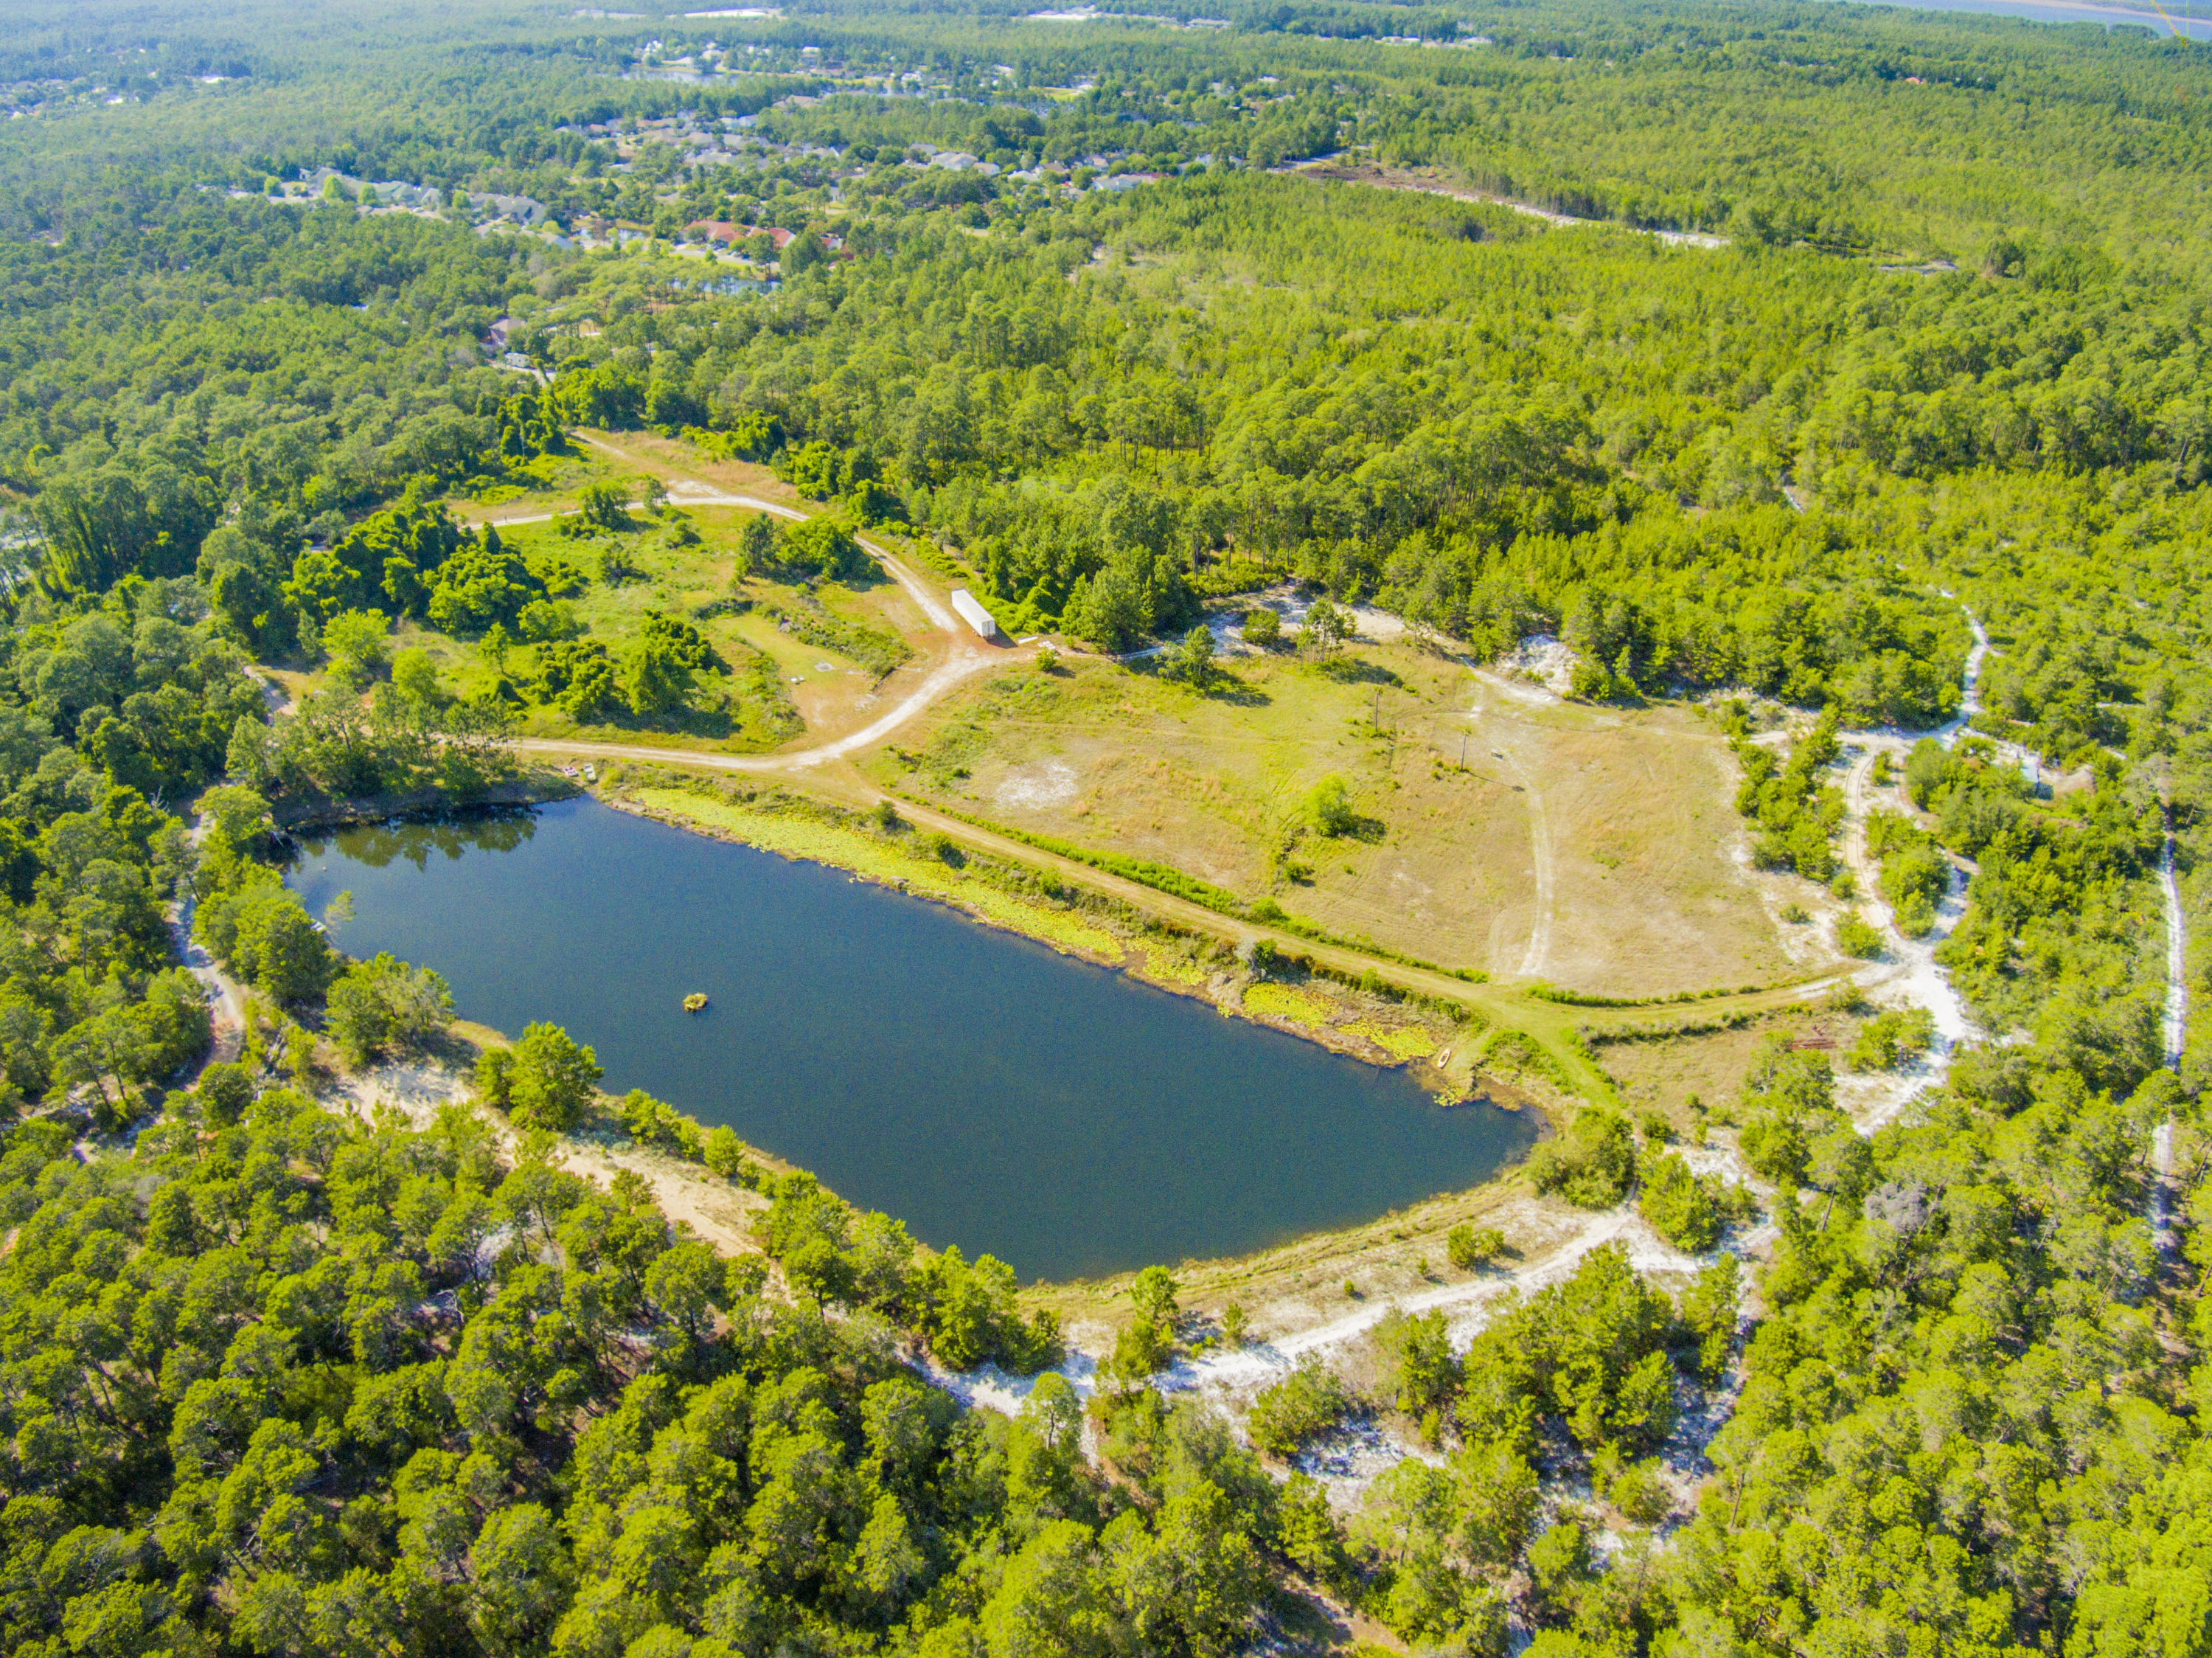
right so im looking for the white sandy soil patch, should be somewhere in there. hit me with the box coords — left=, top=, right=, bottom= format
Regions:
left=1134, top=584, right=1413, bottom=660
left=928, top=1193, right=1747, bottom=1510
left=325, top=1050, right=767, bottom=1257
left=993, top=757, right=1082, bottom=810
left=1492, top=634, right=1579, bottom=701
left=329, top=1057, right=473, bottom=1128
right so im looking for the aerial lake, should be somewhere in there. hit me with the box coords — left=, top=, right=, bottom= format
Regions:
left=287, top=797, right=1536, bottom=1282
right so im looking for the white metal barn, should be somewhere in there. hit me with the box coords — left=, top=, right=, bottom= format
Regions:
left=949, top=587, right=1001, bottom=641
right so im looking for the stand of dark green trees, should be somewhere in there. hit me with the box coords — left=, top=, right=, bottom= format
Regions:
left=0, top=0, right=2210, bottom=1654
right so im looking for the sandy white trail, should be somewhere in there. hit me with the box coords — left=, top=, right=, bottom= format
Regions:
left=916, top=1206, right=1722, bottom=1422
left=1834, top=741, right=1981, bottom=1131
left=1827, top=601, right=2003, bottom=1128
left=485, top=436, right=1013, bottom=771
left=2160, top=811, right=2188, bottom=1072
left=928, top=600, right=2006, bottom=1518
left=169, top=887, right=248, bottom=1069
left=1934, top=605, right=1991, bottom=740
left=512, top=649, right=1006, bottom=776
left=2152, top=807, right=2187, bottom=1255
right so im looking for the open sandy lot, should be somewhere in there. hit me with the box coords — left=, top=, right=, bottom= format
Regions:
left=872, top=642, right=1796, bottom=996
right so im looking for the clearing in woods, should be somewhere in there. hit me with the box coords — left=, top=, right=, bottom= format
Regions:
left=868, top=637, right=1801, bottom=994
left=424, top=431, right=977, bottom=753
left=442, top=428, right=1802, bottom=1002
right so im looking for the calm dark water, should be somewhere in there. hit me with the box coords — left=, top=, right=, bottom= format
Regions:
left=288, top=797, right=1533, bottom=1282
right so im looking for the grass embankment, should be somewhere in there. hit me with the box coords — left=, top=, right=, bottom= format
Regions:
left=873, top=643, right=1794, bottom=996
left=911, top=797, right=1486, bottom=980
left=498, top=738, right=1840, bottom=1112
left=633, top=785, right=1126, bottom=958
left=616, top=774, right=1480, bottom=1083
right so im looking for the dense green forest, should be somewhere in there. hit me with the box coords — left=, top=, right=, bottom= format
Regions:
left=0, top=0, right=2210, bottom=1654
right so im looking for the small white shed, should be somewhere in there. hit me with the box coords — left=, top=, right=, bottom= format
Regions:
left=949, top=587, right=1001, bottom=641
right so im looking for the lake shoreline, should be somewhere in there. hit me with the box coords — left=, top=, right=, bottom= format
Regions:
left=595, top=772, right=1523, bottom=1111
left=290, top=791, right=1538, bottom=1280
left=271, top=769, right=583, bottom=832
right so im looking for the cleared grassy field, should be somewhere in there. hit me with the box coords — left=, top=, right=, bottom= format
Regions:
left=1590, top=1001, right=1873, bottom=1128
left=434, top=431, right=1812, bottom=1005
left=866, top=642, right=1798, bottom=996
left=397, top=449, right=948, bottom=752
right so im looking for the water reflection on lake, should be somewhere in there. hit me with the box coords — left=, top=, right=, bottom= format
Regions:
left=288, top=798, right=1536, bottom=1282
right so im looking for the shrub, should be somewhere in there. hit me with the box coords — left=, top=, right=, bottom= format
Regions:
left=1638, top=1152, right=1722, bottom=1252
left=1248, top=1359, right=1350, bottom=1458
left=703, top=1125, right=750, bottom=1181
left=576, top=479, right=630, bottom=530
left=516, top=599, right=580, bottom=643
left=919, top=1245, right=1061, bottom=1373
left=196, top=877, right=335, bottom=1005
left=1371, top=1307, right=1461, bottom=1415
left=1893, top=889, right=1937, bottom=937
left=1109, top=1315, right=1174, bottom=1382
left=1738, top=1041, right=1840, bottom=1184
left=1307, top=774, right=1355, bottom=837
left=1446, top=1223, right=1505, bottom=1270
left=1836, top=909, right=1885, bottom=958
left=1880, top=843, right=1951, bottom=911
left=1241, top=606, right=1281, bottom=647
left=506, top=1021, right=602, bottom=1132
left=1299, top=597, right=1350, bottom=653
left=325, top=952, right=453, bottom=1066
left=598, top=542, right=644, bottom=586
left=324, top=608, right=392, bottom=685
left=778, top=517, right=874, bottom=582
left=195, top=1061, right=255, bottom=1126
left=391, top=648, right=442, bottom=706
left=1608, top=1458, right=1674, bottom=1525
left=473, top=1045, right=512, bottom=1108
left=1527, top=1108, right=1637, bottom=1208
left=1848, top=1006, right=1936, bottom=1072
left=618, top=1088, right=704, bottom=1159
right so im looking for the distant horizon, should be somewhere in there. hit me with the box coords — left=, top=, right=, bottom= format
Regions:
left=1831, top=0, right=2212, bottom=35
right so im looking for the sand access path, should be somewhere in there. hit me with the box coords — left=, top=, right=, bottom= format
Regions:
left=567, top=432, right=1020, bottom=764
left=463, top=431, right=1023, bottom=771
left=922, top=601, right=2055, bottom=1519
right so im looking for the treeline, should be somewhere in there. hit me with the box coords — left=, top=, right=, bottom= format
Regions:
left=0, top=1069, right=1296, bottom=1657
left=0, top=196, right=566, bottom=560
left=546, top=172, right=2008, bottom=711
left=7, top=21, right=2207, bottom=736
